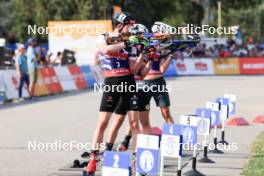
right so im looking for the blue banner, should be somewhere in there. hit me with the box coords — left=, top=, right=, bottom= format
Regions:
left=0, top=92, right=4, bottom=104
left=164, top=60, right=177, bottom=77
left=79, top=66, right=96, bottom=88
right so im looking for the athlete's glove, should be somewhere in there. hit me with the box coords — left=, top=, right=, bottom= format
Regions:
left=135, top=37, right=150, bottom=53
left=124, top=35, right=139, bottom=48
left=125, top=35, right=149, bottom=52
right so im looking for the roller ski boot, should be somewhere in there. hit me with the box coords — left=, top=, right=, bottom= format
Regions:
left=82, top=152, right=97, bottom=176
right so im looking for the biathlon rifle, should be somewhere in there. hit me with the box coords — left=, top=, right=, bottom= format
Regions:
left=160, top=35, right=219, bottom=56
left=106, top=32, right=171, bottom=45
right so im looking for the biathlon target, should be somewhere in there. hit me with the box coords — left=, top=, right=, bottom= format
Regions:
left=181, top=125, right=197, bottom=144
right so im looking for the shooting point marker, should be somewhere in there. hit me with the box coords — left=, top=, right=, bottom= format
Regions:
left=252, top=115, right=264, bottom=124
left=227, top=117, right=249, bottom=126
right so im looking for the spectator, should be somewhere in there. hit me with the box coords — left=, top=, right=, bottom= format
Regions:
left=205, top=47, right=218, bottom=58
left=232, top=45, right=240, bottom=57
left=13, top=49, right=20, bottom=63
left=26, top=38, right=38, bottom=100
left=249, top=47, right=258, bottom=57
left=237, top=45, right=248, bottom=57
left=193, top=43, right=206, bottom=57
left=15, top=44, right=30, bottom=101
left=45, top=50, right=53, bottom=66
left=39, top=47, right=47, bottom=66
left=256, top=47, right=264, bottom=57
left=246, top=38, right=255, bottom=51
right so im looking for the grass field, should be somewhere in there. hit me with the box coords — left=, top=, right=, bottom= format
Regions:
left=243, top=131, right=264, bottom=176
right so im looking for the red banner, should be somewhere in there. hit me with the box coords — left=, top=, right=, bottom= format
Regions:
left=239, top=58, right=264, bottom=74
left=68, top=65, right=87, bottom=90
left=39, top=67, right=63, bottom=94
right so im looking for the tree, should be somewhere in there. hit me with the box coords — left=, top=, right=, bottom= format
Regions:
left=0, top=0, right=263, bottom=43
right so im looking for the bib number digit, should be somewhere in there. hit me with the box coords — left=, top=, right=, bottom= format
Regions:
left=113, top=154, right=119, bottom=168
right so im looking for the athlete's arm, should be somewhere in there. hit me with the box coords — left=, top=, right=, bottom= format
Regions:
left=159, top=54, right=173, bottom=73
left=140, top=60, right=152, bottom=77
left=97, top=42, right=126, bottom=54
left=97, top=34, right=126, bottom=54
left=93, top=51, right=100, bottom=65
left=129, top=53, right=144, bottom=74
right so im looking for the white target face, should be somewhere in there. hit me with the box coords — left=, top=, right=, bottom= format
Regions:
left=164, top=137, right=178, bottom=155
left=197, top=119, right=208, bottom=134
left=139, top=150, right=154, bottom=172
left=182, top=127, right=194, bottom=143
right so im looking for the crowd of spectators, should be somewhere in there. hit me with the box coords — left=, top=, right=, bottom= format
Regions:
left=11, top=38, right=65, bottom=101
left=7, top=37, right=264, bottom=67
left=191, top=38, right=264, bottom=58
left=13, top=46, right=63, bottom=67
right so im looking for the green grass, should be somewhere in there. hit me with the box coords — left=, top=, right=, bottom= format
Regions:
left=242, top=131, right=264, bottom=176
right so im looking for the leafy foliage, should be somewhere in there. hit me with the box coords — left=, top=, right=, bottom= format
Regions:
left=0, top=0, right=263, bottom=43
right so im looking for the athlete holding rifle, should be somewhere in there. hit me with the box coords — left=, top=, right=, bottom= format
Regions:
left=83, top=12, right=148, bottom=176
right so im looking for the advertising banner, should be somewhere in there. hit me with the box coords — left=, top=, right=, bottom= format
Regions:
left=0, top=70, right=30, bottom=99
left=34, top=69, right=50, bottom=96
left=54, top=66, right=77, bottom=91
left=213, top=58, right=240, bottom=75
left=175, top=60, right=190, bottom=75
left=39, top=67, right=63, bottom=94
left=239, top=58, right=264, bottom=74
left=48, top=20, right=112, bottom=65
left=67, top=65, right=87, bottom=90
left=79, top=65, right=96, bottom=88
left=164, top=60, right=177, bottom=77
left=90, top=65, right=104, bottom=84
left=0, top=72, right=5, bottom=103
left=175, top=58, right=214, bottom=75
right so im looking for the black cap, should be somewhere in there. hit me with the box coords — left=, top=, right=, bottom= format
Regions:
left=112, top=12, right=135, bottom=25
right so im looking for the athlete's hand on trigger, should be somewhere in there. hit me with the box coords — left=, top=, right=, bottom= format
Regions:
left=124, top=35, right=140, bottom=49
left=136, top=37, right=151, bottom=53
left=129, top=35, right=140, bottom=45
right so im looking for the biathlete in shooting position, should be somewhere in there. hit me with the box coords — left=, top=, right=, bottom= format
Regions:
left=107, top=22, right=177, bottom=151
left=140, top=22, right=176, bottom=133
left=106, top=23, right=154, bottom=152
left=83, top=12, right=149, bottom=176
left=118, top=22, right=177, bottom=150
